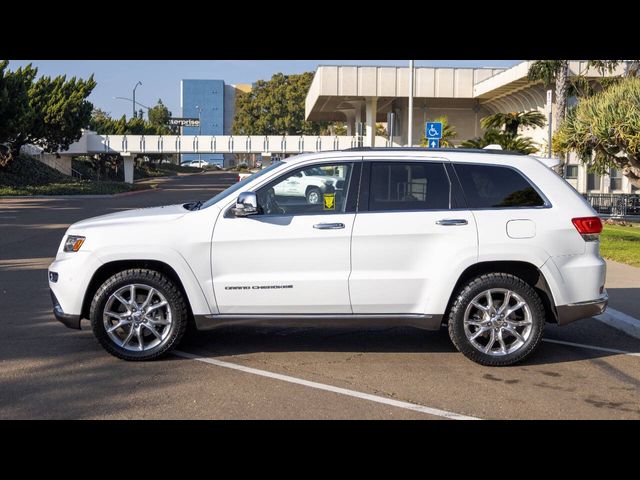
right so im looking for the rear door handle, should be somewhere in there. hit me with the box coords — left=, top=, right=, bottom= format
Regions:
left=436, top=219, right=468, bottom=226
left=313, top=223, right=345, bottom=229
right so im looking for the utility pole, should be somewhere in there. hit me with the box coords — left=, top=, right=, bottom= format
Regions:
left=408, top=60, right=414, bottom=146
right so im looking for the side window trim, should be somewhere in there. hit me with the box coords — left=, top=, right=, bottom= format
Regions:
left=359, top=159, right=452, bottom=213
left=451, top=161, right=552, bottom=210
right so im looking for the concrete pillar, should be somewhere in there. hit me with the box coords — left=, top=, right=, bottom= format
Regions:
left=399, top=104, right=409, bottom=146
left=122, top=153, right=134, bottom=184
left=365, top=97, right=377, bottom=147
left=342, top=111, right=356, bottom=136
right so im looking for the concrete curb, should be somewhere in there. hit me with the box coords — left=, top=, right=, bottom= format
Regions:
left=1, top=187, right=158, bottom=199
left=595, top=307, right=640, bottom=341
left=0, top=194, right=115, bottom=199
left=113, top=187, right=159, bottom=197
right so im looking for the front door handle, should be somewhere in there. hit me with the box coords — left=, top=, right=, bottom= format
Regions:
left=313, top=223, right=345, bottom=229
left=436, top=219, right=468, bottom=226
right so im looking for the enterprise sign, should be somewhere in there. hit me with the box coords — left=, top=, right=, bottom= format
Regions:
left=168, top=118, right=200, bottom=127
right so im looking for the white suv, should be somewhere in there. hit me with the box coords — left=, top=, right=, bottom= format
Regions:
left=49, top=148, right=607, bottom=366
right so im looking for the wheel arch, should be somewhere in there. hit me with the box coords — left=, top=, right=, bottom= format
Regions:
left=81, top=260, right=197, bottom=322
left=444, top=261, right=558, bottom=324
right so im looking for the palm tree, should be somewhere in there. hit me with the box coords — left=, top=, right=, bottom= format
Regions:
left=480, top=111, right=546, bottom=136
left=528, top=60, right=569, bottom=128
left=420, top=116, right=457, bottom=147
left=461, top=128, right=538, bottom=155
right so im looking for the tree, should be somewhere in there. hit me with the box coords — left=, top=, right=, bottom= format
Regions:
left=528, top=60, right=569, bottom=127
left=554, top=77, right=640, bottom=188
left=461, top=128, right=538, bottom=154
left=0, top=61, right=96, bottom=164
left=148, top=99, right=172, bottom=133
left=232, top=72, right=328, bottom=135
left=480, top=111, right=546, bottom=136
left=0, top=61, right=37, bottom=166
left=89, top=108, right=115, bottom=133
left=420, top=116, right=457, bottom=147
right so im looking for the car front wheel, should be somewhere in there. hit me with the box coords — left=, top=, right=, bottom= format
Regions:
left=90, top=269, right=188, bottom=361
left=306, top=187, right=321, bottom=205
left=447, top=273, right=545, bottom=366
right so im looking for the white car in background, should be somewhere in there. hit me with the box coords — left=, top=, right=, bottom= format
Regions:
left=271, top=165, right=344, bottom=204
left=181, top=160, right=209, bottom=168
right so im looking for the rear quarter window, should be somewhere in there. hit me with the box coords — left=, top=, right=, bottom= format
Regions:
left=454, top=163, right=546, bottom=208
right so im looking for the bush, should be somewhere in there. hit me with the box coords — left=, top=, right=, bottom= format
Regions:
left=0, top=154, right=146, bottom=196
left=0, top=155, right=69, bottom=186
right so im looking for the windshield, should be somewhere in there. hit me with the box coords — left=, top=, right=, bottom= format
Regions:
left=304, top=166, right=334, bottom=176
left=199, top=162, right=284, bottom=209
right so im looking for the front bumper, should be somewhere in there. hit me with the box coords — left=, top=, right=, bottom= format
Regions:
left=556, top=293, right=608, bottom=326
left=51, top=290, right=81, bottom=330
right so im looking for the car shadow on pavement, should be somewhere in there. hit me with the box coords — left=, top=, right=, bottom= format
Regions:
left=177, top=324, right=639, bottom=367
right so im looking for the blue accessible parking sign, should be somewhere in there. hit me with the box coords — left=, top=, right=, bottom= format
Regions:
left=427, top=139, right=440, bottom=149
left=425, top=122, right=442, bottom=140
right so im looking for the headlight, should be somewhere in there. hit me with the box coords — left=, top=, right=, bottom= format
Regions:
left=63, top=235, right=86, bottom=252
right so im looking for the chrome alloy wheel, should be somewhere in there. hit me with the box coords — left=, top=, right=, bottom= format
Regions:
left=463, top=288, right=533, bottom=356
left=103, top=284, right=172, bottom=352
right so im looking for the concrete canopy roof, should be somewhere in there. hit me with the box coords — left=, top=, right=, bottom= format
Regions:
left=473, top=60, right=627, bottom=101
left=305, top=65, right=506, bottom=122
left=305, top=61, right=628, bottom=122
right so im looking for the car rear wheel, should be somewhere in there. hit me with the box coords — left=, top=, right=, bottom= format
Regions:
left=447, top=273, right=545, bottom=366
left=90, top=269, right=188, bottom=361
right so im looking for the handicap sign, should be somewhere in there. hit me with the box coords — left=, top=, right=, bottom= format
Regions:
left=427, top=139, right=440, bottom=149
left=425, top=122, right=442, bottom=139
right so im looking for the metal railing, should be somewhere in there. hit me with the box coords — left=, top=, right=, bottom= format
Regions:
left=584, top=193, right=640, bottom=217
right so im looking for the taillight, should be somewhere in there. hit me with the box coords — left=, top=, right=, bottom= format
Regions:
left=237, top=175, right=241, bottom=183
left=572, top=216, right=603, bottom=241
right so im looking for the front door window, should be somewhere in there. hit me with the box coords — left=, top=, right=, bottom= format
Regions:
left=258, top=163, right=354, bottom=215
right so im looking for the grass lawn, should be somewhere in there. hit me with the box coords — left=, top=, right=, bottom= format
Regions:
left=600, top=223, right=640, bottom=268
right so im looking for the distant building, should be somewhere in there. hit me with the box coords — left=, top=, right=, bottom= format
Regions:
left=180, top=79, right=251, bottom=165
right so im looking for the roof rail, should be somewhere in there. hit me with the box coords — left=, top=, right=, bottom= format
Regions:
left=344, top=147, right=525, bottom=156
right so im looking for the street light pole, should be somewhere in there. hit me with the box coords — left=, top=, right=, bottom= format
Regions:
left=195, top=105, right=202, bottom=162
left=132, top=81, right=142, bottom=118
left=408, top=60, right=414, bottom=147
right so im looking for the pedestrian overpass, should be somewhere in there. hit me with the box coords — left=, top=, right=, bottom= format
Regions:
left=58, top=130, right=392, bottom=183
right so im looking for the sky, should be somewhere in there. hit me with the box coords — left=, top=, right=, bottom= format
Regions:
left=7, top=60, right=521, bottom=119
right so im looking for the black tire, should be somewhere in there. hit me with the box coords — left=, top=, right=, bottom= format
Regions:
left=447, top=273, right=545, bottom=366
left=306, top=186, right=322, bottom=205
left=90, top=269, right=188, bottom=361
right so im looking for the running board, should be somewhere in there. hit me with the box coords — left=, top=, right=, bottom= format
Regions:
left=193, top=313, right=443, bottom=331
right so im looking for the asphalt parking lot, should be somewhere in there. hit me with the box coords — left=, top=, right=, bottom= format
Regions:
left=1, top=171, right=639, bottom=419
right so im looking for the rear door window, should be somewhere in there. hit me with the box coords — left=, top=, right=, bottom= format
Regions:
left=453, top=163, right=546, bottom=208
left=369, top=162, right=450, bottom=211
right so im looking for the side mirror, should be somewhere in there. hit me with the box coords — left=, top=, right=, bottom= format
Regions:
left=233, top=191, right=258, bottom=217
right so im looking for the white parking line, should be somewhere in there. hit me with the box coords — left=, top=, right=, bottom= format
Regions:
left=595, top=308, right=640, bottom=341
left=173, top=350, right=479, bottom=420
left=542, top=338, right=640, bottom=357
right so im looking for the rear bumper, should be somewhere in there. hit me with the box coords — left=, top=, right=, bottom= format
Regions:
left=51, top=290, right=81, bottom=330
left=556, top=293, right=608, bottom=326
